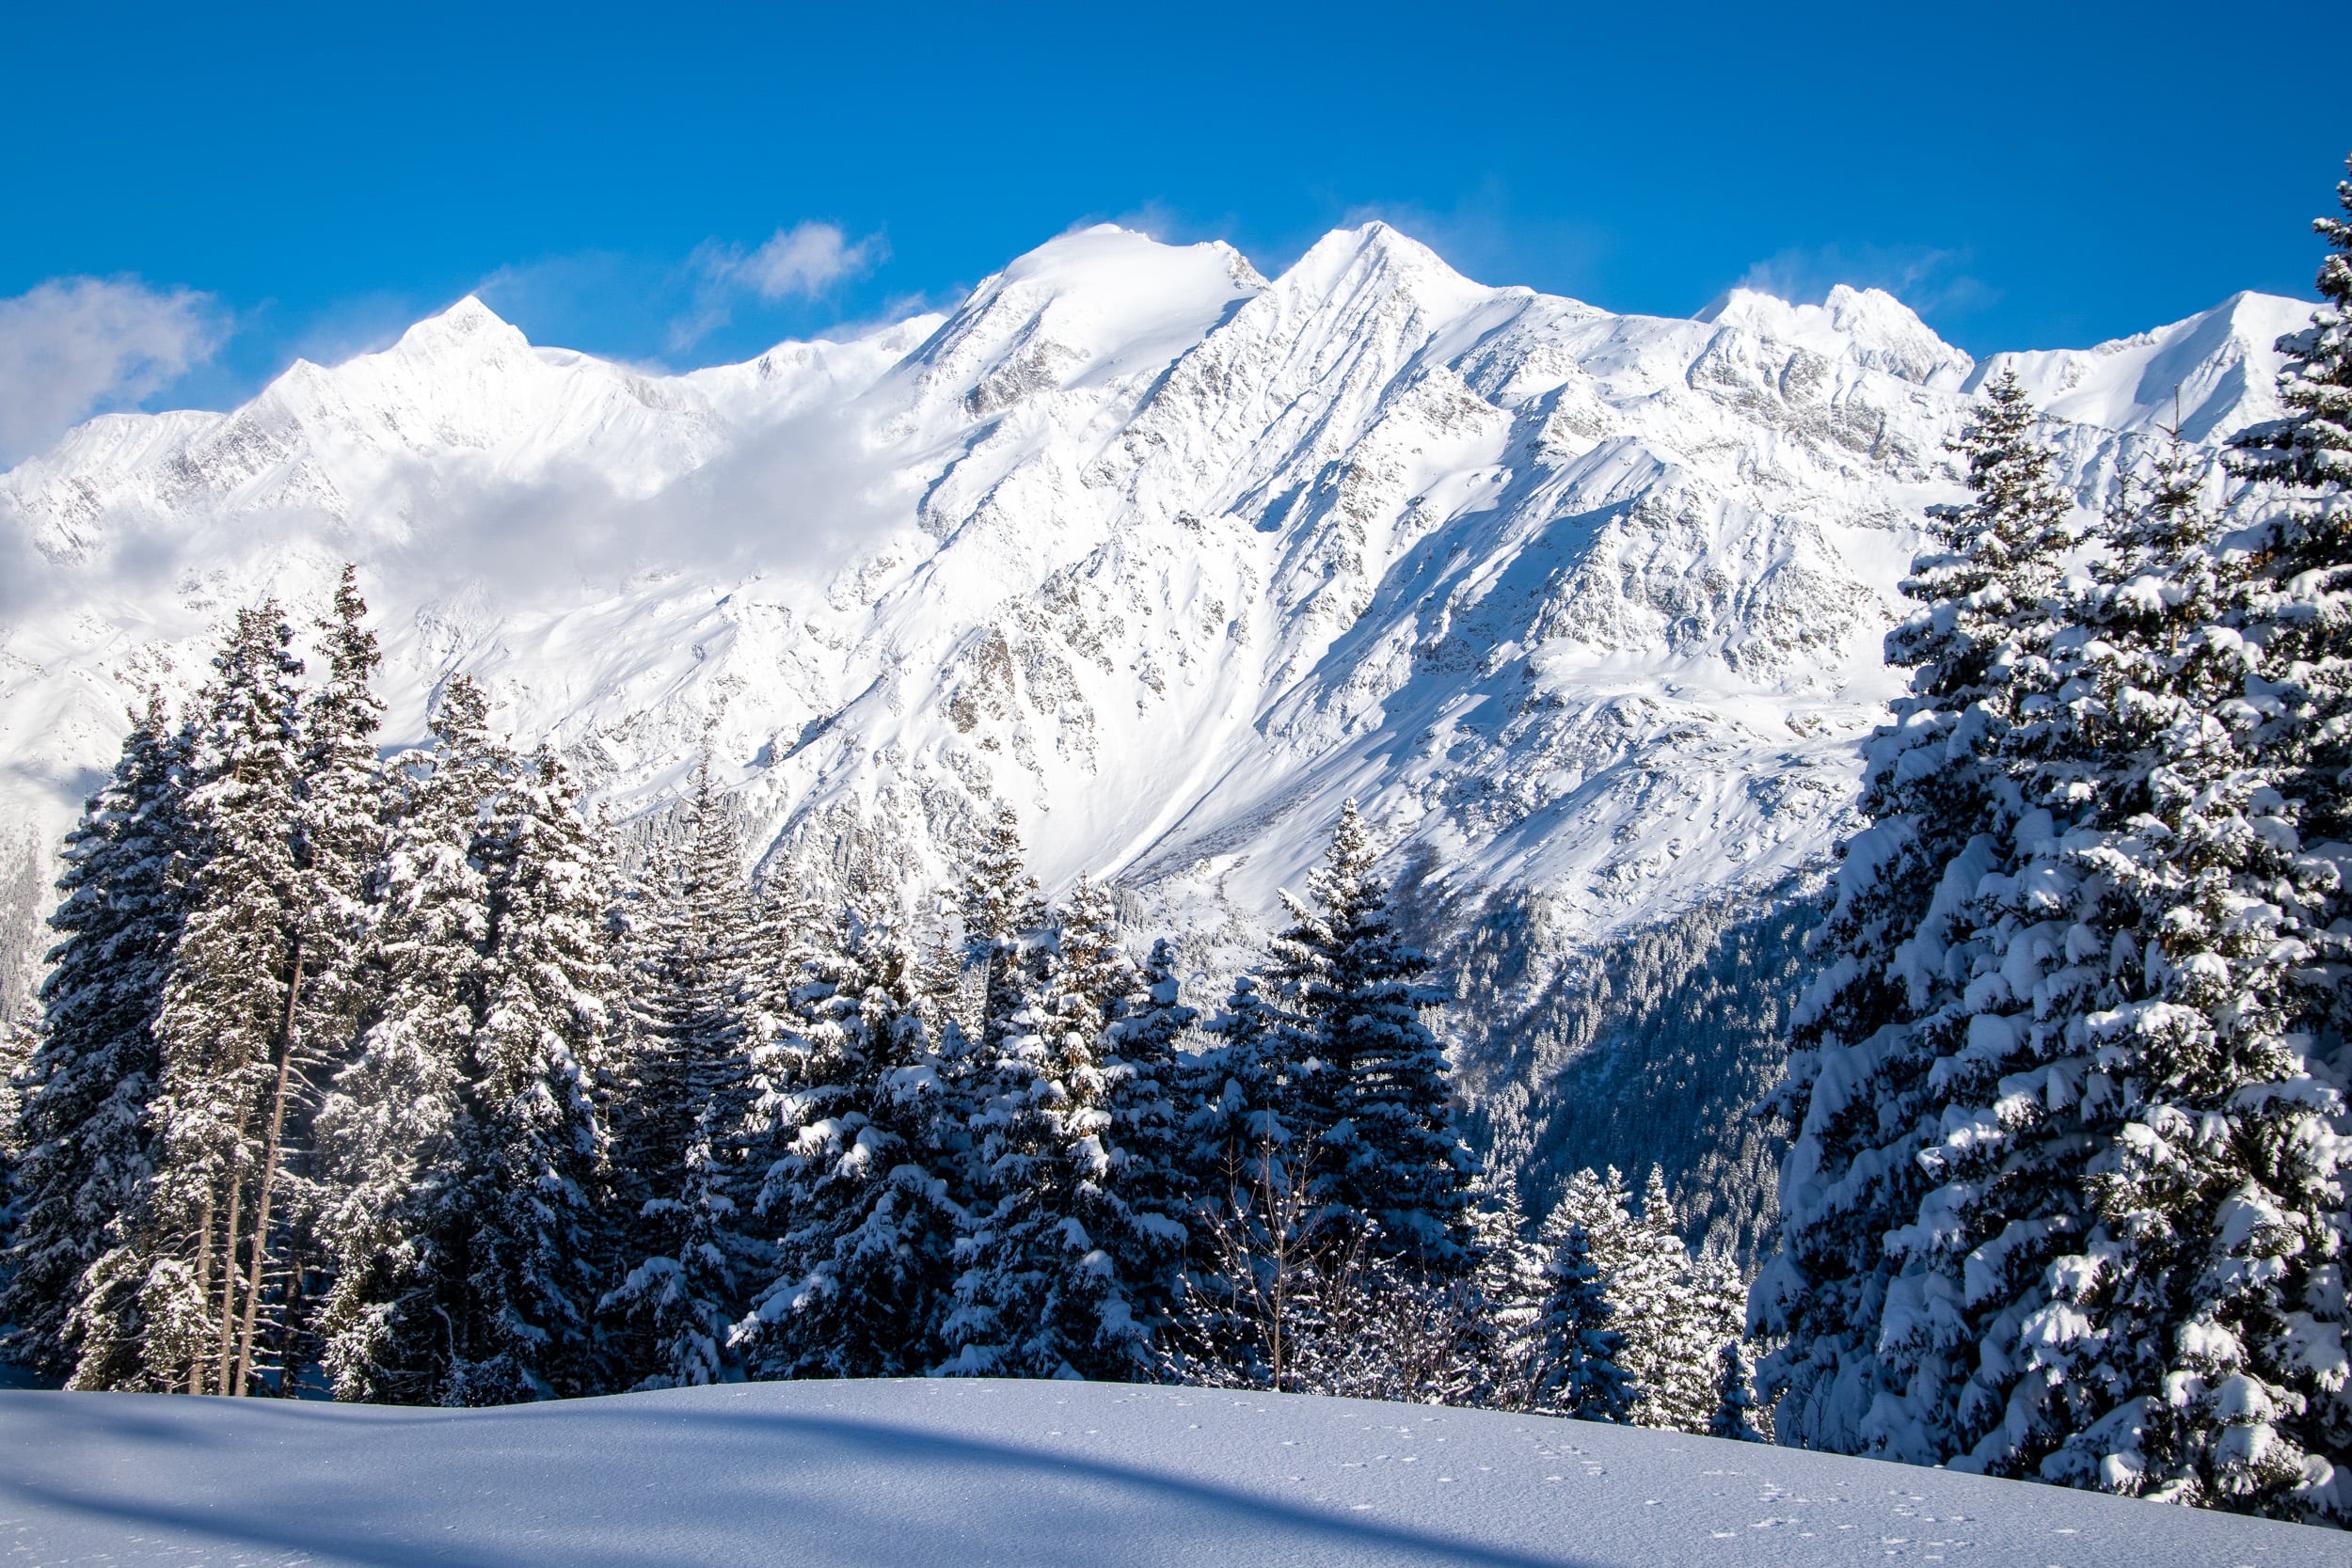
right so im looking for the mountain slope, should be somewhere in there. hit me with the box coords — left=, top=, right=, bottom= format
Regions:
left=0, top=225, right=2312, bottom=1217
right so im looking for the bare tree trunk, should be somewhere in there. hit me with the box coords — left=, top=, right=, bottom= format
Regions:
left=186, top=1192, right=215, bottom=1395
left=212, top=1111, right=252, bottom=1395
left=231, top=938, right=304, bottom=1396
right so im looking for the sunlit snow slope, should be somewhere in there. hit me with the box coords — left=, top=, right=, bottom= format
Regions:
left=0, top=224, right=2314, bottom=1196
left=0, top=1380, right=2339, bottom=1567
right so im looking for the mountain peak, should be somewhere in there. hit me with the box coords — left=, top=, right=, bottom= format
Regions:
left=1279, top=222, right=1493, bottom=322
left=387, top=294, right=528, bottom=359
left=1697, top=284, right=1971, bottom=388
left=1976, top=290, right=2312, bottom=440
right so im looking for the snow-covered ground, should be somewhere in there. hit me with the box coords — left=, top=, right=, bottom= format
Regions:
left=0, top=1380, right=2335, bottom=1566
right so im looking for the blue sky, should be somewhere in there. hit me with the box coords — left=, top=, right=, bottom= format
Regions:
left=1, top=0, right=2344, bottom=458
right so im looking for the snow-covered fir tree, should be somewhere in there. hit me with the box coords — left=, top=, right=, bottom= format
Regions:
left=946, top=882, right=1195, bottom=1380
left=1524, top=1164, right=1741, bottom=1431
left=313, top=678, right=499, bottom=1403
left=602, top=760, right=770, bottom=1389
left=128, top=602, right=311, bottom=1396
left=1757, top=163, right=2352, bottom=1527
left=1755, top=368, right=2080, bottom=1460
left=1186, top=970, right=1287, bottom=1194
left=1710, top=1338, right=1766, bottom=1443
left=1093, top=935, right=1200, bottom=1361
left=315, top=686, right=615, bottom=1406
left=2, top=694, right=189, bottom=1385
left=945, top=881, right=1120, bottom=1378
left=961, top=803, right=1045, bottom=1056
left=1459, top=1172, right=1549, bottom=1410
left=254, top=566, right=388, bottom=1389
left=736, top=915, right=966, bottom=1378
left=1258, top=800, right=1471, bottom=1268
left=1532, top=1203, right=1635, bottom=1424
left=449, top=745, right=616, bottom=1402
left=1615, top=1167, right=1740, bottom=1433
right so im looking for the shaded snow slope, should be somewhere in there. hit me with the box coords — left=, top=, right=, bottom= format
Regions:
left=0, top=1380, right=2335, bottom=1567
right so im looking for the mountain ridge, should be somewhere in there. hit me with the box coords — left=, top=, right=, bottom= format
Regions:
left=0, top=226, right=2317, bottom=1224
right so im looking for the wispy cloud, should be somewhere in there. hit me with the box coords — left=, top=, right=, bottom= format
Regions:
left=670, top=222, right=887, bottom=352
left=0, top=277, right=227, bottom=467
left=1729, top=243, right=1996, bottom=321
left=713, top=223, right=884, bottom=300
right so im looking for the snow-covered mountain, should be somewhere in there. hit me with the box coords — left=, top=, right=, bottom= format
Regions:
left=0, top=223, right=2312, bottom=1224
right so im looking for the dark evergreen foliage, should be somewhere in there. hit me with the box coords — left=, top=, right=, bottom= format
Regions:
left=1, top=695, right=188, bottom=1382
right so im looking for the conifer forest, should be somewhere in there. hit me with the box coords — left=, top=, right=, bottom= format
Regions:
left=4, top=159, right=2351, bottom=1533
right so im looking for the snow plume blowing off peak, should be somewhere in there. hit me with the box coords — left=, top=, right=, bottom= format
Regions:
left=0, top=219, right=2321, bottom=1266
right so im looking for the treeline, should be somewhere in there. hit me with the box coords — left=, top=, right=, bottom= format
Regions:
left=0, top=594, right=1753, bottom=1429
left=1756, top=161, right=2352, bottom=1527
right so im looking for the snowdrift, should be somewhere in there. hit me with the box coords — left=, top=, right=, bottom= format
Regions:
left=0, top=1378, right=2335, bottom=1566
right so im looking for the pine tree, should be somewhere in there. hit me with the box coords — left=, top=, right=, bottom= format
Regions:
left=1756, top=372, right=2079, bottom=1458
left=449, top=746, right=615, bottom=1402
left=1534, top=1218, right=1635, bottom=1424
left=737, top=915, right=966, bottom=1379
left=131, top=602, right=310, bottom=1396
left=313, top=680, right=497, bottom=1403
left=603, top=760, right=766, bottom=1389
left=1261, top=801, right=1470, bottom=1267
left=961, top=803, right=1045, bottom=1056
left=3, top=695, right=189, bottom=1383
left=1710, top=1338, right=1765, bottom=1443
left=1459, top=1173, right=1549, bottom=1410
left=946, top=885, right=1195, bottom=1380
left=2232, top=154, right=2352, bottom=491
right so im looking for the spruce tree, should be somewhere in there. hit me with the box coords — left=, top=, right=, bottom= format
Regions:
left=1710, top=1338, right=1766, bottom=1443
left=451, top=746, right=615, bottom=1402
left=1459, top=1173, right=1549, bottom=1410
left=1186, top=971, right=1287, bottom=1192
left=313, top=681, right=497, bottom=1403
left=1759, top=164, right=2352, bottom=1526
left=132, top=602, right=310, bottom=1396
left=961, top=803, right=1045, bottom=1055
left=737, top=915, right=966, bottom=1378
left=237, top=565, right=386, bottom=1392
left=1532, top=1167, right=1639, bottom=1421
left=1534, top=1219, right=1635, bottom=1424
left=1097, top=936, right=1200, bottom=1357
left=3, top=695, right=188, bottom=1383
left=2232, top=154, right=2352, bottom=491
left=946, top=884, right=1195, bottom=1380
left=1261, top=801, right=1470, bottom=1267
left=1756, top=371, right=2078, bottom=1458
left=944, top=898, right=1096, bottom=1378
left=317, top=698, right=615, bottom=1406
left=603, top=760, right=766, bottom=1389
left=1615, top=1167, right=1723, bottom=1433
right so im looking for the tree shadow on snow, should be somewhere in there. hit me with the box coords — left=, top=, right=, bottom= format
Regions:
left=0, top=1394, right=1615, bottom=1568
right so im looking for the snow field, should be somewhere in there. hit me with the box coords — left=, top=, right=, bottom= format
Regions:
left=0, top=1379, right=2338, bottom=1567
